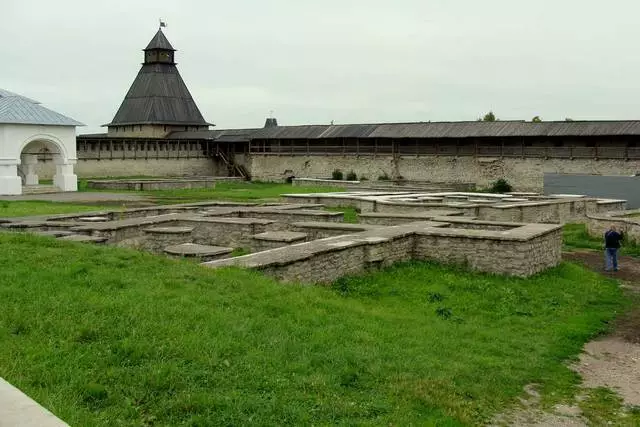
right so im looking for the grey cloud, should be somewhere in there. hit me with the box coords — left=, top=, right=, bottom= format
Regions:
left=1, top=0, right=639, bottom=133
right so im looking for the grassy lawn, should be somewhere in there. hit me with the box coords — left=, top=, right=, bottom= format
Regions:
left=78, top=180, right=343, bottom=204
left=0, top=233, right=624, bottom=426
left=564, top=223, right=640, bottom=257
left=0, top=182, right=345, bottom=218
left=0, top=201, right=113, bottom=218
left=324, top=206, right=359, bottom=223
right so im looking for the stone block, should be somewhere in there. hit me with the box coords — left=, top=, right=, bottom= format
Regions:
left=164, top=243, right=233, bottom=262
left=58, top=235, right=108, bottom=244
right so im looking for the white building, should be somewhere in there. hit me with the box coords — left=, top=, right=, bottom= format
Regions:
left=0, top=89, right=82, bottom=195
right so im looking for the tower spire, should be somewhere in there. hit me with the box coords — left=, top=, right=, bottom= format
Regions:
left=105, top=26, right=211, bottom=136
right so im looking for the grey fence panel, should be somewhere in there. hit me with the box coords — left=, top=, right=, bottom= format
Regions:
left=544, top=173, right=640, bottom=209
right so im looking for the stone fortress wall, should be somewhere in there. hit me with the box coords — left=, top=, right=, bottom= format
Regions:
left=34, top=139, right=223, bottom=179
left=35, top=136, right=640, bottom=191
left=248, top=154, right=640, bottom=192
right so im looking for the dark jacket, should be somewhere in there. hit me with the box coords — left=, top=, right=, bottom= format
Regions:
left=604, top=230, right=624, bottom=249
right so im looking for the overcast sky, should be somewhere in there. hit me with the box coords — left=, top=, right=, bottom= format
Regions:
left=2, top=0, right=640, bottom=133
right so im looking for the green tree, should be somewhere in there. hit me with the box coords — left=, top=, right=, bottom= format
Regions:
left=532, top=116, right=542, bottom=123
left=480, top=111, right=497, bottom=122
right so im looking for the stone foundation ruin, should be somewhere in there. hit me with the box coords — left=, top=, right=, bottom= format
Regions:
left=0, top=191, right=631, bottom=283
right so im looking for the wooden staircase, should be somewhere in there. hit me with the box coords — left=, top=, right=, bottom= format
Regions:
left=215, top=147, right=250, bottom=180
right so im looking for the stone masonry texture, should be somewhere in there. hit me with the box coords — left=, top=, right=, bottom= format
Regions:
left=249, top=155, right=640, bottom=192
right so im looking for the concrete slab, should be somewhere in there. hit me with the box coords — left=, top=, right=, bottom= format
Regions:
left=33, top=230, right=75, bottom=238
left=78, top=216, right=110, bottom=222
left=144, top=226, right=194, bottom=234
left=164, top=243, right=233, bottom=258
left=58, top=235, right=108, bottom=243
left=252, top=231, right=308, bottom=243
left=0, top=377, right=69, bottom=426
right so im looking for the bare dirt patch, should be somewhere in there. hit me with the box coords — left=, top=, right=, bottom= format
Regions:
left=492, top=252, right=640, bottom=426
left=490, top=384, right=587, bottom=426
left=563, top=250, right=640, bottom=413
left=564, top=251, right=640, bottom=284
left=572, top=337, right=640, bottom=406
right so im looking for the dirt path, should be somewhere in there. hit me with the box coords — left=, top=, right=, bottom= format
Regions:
left=491, top=251, right=640, bottom=426
left=565, top=251, right=640, bottom=290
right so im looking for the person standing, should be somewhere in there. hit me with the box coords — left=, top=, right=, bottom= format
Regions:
left=604, top=225, right=624, bottom=272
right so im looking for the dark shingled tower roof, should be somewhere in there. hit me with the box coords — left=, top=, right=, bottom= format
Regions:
left=145, top=29, right=175, bottom=51
left=105, top=28, right=211, bottom=127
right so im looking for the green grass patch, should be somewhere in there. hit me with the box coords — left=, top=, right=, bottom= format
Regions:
left=77, top=181, right=344, bottom=204
left=579, top=387, right=640, bottom=425
left=0, top=201, right=112, bottom=217
left=230, top=247, right=251, bottom=257
left=324, top=206, right=359, bottom=223
left=563, top=223, right=640, bottom=257
left=563, top=223, right=603, bottom=252
left=0, top=233, right=624, bottom=425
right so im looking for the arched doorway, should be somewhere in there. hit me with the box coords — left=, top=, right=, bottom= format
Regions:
left=19, top=137, right=77, bottom=193
left=0, top=89, right=81, bottom=195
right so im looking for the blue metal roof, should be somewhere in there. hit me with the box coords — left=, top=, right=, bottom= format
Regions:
left=0, top=89, right=84, bottom=126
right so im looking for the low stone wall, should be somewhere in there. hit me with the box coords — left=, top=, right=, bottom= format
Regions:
left=427, top=217, right=525, bottom=231
left=142, top=227, right=194, bottom=253
left=249, top=231, right=309, bottom=252
left=207, top=208, right=344, bottom=223
left=87, top=177, right=239, bottom=191
left=70, top=214, right=182, bottom=243
left=358, top=211, right=463, bottom=226
left=289, top=222, right=381, bottom=240
left=202, top=222, right=562, bottom=283
left=596, top=200, right=627, bottom=213
left=291, top=178, right=358, bottom=187
left=414, top=225, right=563, bottom=277
left=291, top=177, right=474, bottom=191
left=171, top=217, right=276, bottom=248
left=284, top=193, right=615, bottom=225
left=586, top=214, right=640, bottom=242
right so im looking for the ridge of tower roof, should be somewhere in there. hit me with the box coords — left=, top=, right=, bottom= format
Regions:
left=144, top=28, right=175, bottom=51
left=106, top=28, right=210, bottom=127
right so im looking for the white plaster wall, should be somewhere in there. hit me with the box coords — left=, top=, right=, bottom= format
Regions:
left=0, top=123, right=78, bottom=193
left=0, top=123, right=77, bottom=162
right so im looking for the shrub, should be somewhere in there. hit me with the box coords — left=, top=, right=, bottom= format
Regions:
left=81, top=383, right=108, bottom=406
left=360, top=177, right=368, bottom=181
left=489, top=178, right=512, bottom=193
left=378, top=173, right=390, bottom=181
left=346, top=171, right=357, bottom=181
left=332, top=169, right=344, bottom=180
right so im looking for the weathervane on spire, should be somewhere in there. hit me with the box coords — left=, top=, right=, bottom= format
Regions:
left=159, top=19, right=167, bottom=29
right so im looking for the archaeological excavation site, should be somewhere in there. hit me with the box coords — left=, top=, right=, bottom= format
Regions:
left=2, top=186, right=634, bottom=282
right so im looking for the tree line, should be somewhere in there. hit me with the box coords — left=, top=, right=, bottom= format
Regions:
left=479, top=111, right=574, bottom=122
